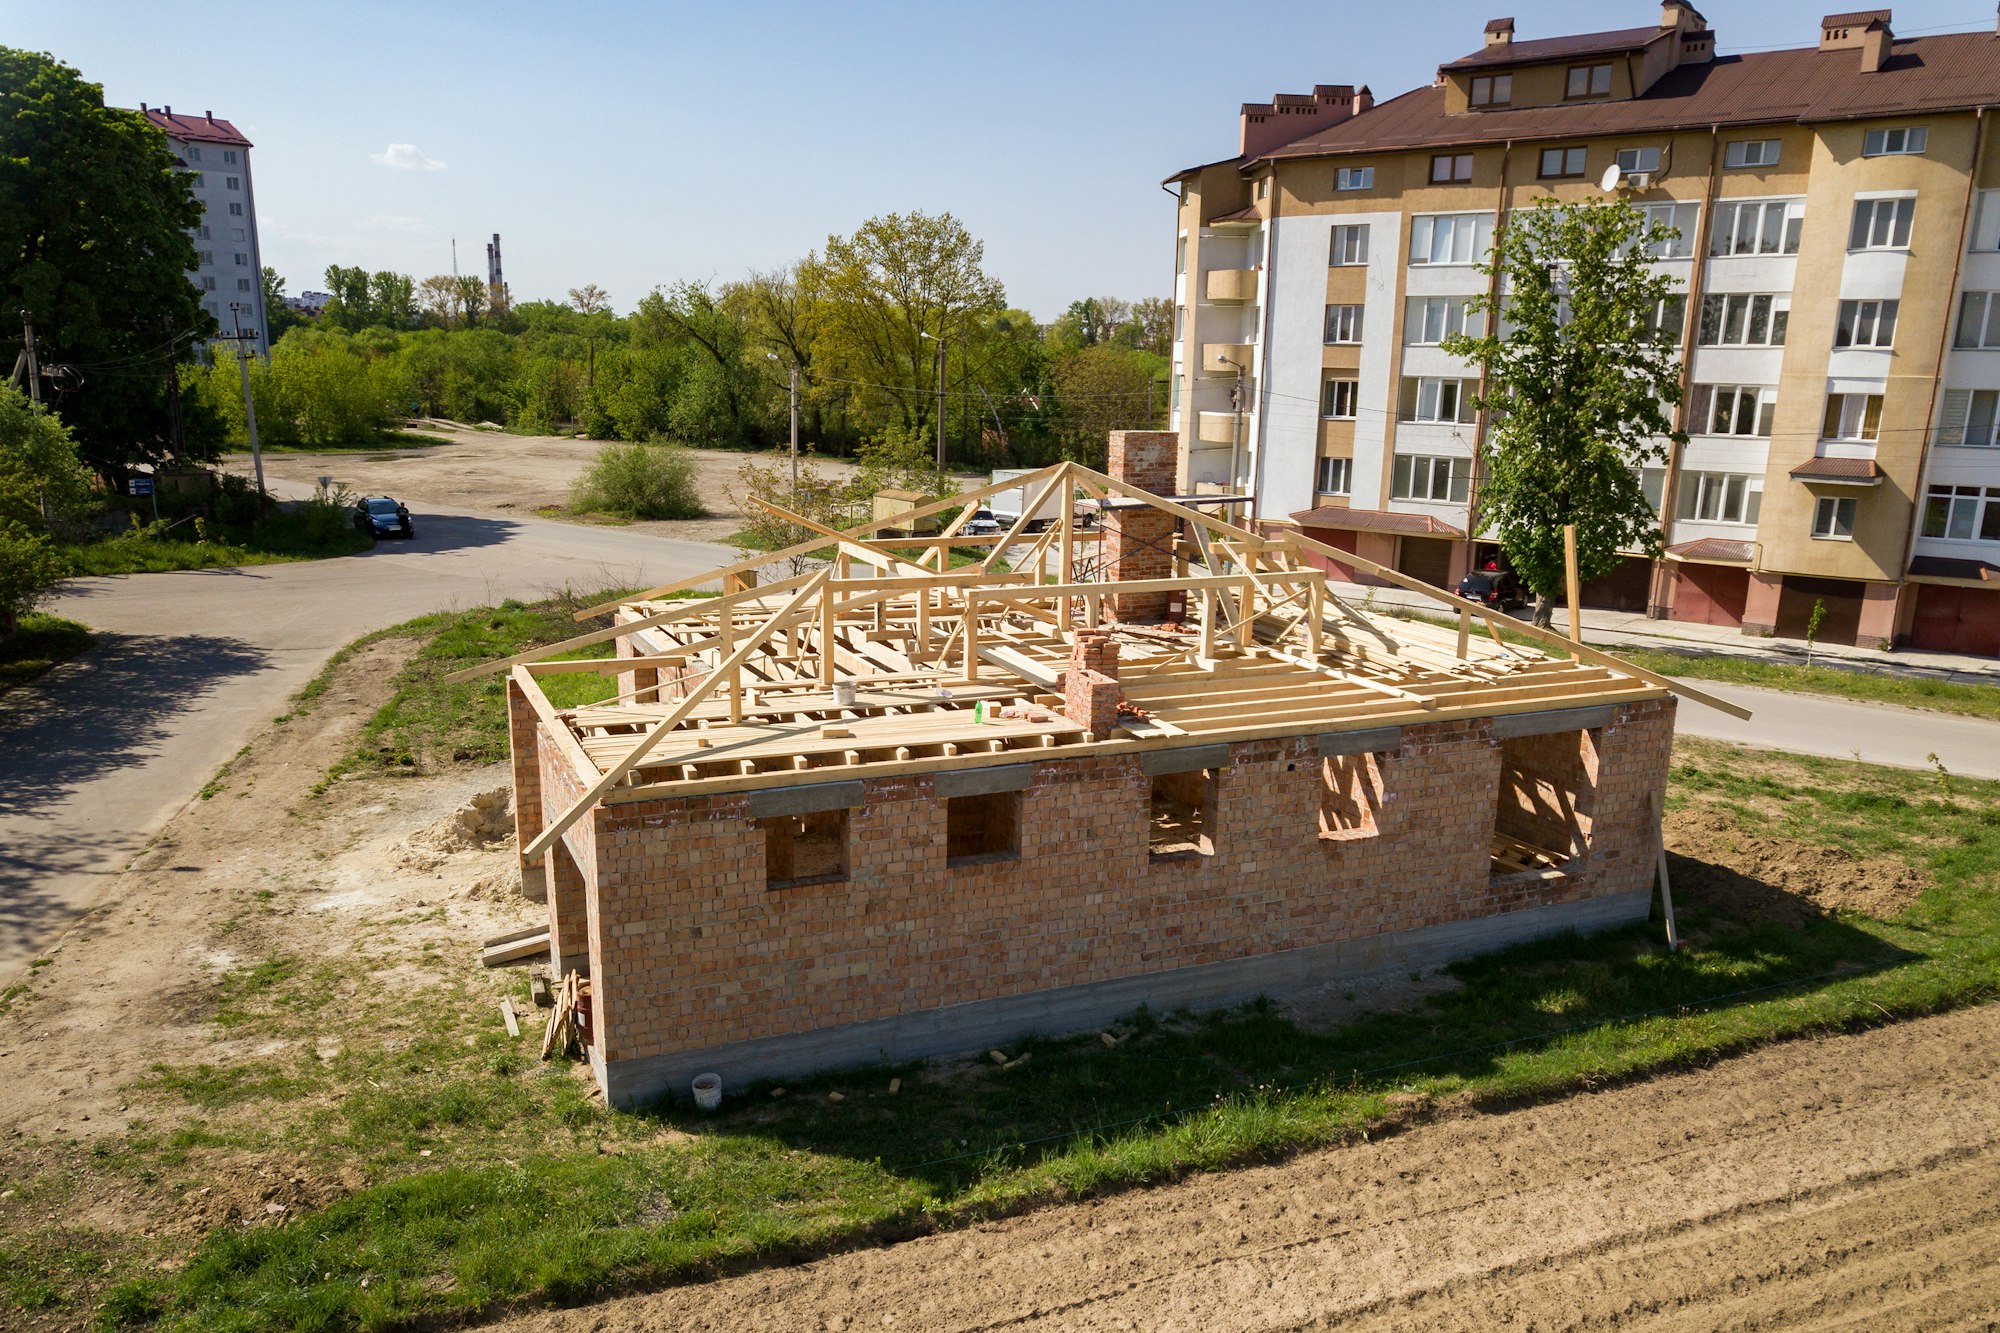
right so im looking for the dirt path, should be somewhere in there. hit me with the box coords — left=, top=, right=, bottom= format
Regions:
left=491, top=1002, right=2000, bottom=1332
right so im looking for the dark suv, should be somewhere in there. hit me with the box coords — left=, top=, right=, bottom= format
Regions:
left=354, top=496, right=414, bottom=539
left=1456, top=568, right=1524, bottom=611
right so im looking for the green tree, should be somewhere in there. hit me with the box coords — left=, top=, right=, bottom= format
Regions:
left=0, top=389, right=91, bottom=635
left=1047, top=345, right=1162, bottom=468
left=320, top=264, right=373, bottom=330
left=368, top=271, right=415, bottom=329
left=263, top=267, right=305, bottom=343
left=0, top=49, right=212, bottom=476
left=1442, top=198, right=1684, bottom=627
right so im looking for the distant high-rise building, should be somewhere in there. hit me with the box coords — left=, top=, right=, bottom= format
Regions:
left=134, top=104, right=268, bottom=356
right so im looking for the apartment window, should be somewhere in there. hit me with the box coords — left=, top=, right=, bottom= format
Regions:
left=230, top=226, right=246, bottom=242
left=1697, top=293, right=1790, bottom=347
left=236, top=278, right=252, bottom=292
left=1675, top=472, right=1763, bottom=525
left=1539, top=146, right=1588, bottom=179
left=1431, top=153, right=1473, bottom=183
left=1399, top=377, right=1477, bottom=424
left=1322, top=379, right=1359, bottom=418
left=1939, top=389, right=2000, bottom=447
left=186, top=146, right=202, bottom=162
left=1835, top=299, right=1899, bottom=349
left=1316, top=456, right=1353, bottom=495
left=1688, top=384, right=1777, bottom=436
left=1922, top=485, right=2000, bottom=541
left=763, top=810, right=847, bottom=889
left=1176, top=235, right=1187, bottom=275
left=233, top=252, right=248, bottom=266
left=1863, top=126, right=1928, bottom=157
left=946, top=792, right=1019, bottom=866
left=1974, top=191, right=2000, bottom=252
left=1709, top=199, right=1805, bottom=256
left=1392, top=454, right=1470, bottom=502
left=1566, top=63, right=1612, bottom=99
left=1634, top=201, right=1699, bottom=259
left=225, top=175, right=240, bottom=190
left=1641, top=466, right=1668, bottom=514
left=1812, top=496, right=1857, bottom=540
left=1336, top=166, right=1374, bottom=191
left=190, top=172, right=204, bottom=188
left=1849, top=197, right=1915, bottom=251
left=1330, top=224, right=1369, bottom=266
left=1956, top=292, right=2000, bottom=349
left=197, top=250, right=214, bottom=265
left=200, top=275, right=216, bottom=291
left=1469, top=74, right=1512, bottom=107
left=1616, top=147, right=1662, bottom=176
left=223, top=149, right=239, bottom=164
left=1724, top=139, right=1781, bottom=169
left=1641, top=294, right=1687, bottom=344
left=1822, top=393, right=1885, bottom=442
left=1324, top=303, right=1364, bottom=343
left=229, top=202, right=243, bottom=217
left=1405, top=296, right=1478, bottom=345
left=1409, top=213, right=1492, bottom=265
left=195, top=224, right=210, bottom=239
left=1174, top=304, right=1185, bottom=341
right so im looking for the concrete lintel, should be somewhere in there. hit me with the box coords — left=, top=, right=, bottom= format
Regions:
left=1317, top=726, right=1404, bottom=757
left=1140, top=744, right=1232, bottom=776
left=745, top=780, right=867, bottom=819
left=1489, top=706, right=1618, bottom=740
left=597, top=889, right=1651, bottom=1108
left=935, top=764, right=1035, bottom=799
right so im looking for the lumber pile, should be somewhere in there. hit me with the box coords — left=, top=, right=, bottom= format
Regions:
left=541, top=971, right=588, bottom=1060
left=482, top=925, right=549, bottom=968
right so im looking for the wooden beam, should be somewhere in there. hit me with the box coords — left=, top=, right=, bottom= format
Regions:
left=1563, top=523, right=1582, bottom=646
left=745, top=496, right=935, bottom=577
left=981, top=463, right=1072, bottom=574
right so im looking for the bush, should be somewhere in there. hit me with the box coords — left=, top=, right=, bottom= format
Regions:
left=568, top=441, right=704, bottom=520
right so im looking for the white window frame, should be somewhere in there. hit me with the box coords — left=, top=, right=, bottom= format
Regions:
left=1922, top=484, right=2000, bottom=541
left=1849, top=197, right=1915, bottom=252
left=1956, top=292, right=2000, bottom=350
left=1469, top=74, right=1512, bottom=107
left=1409, top=213, right=1492, bottom=266
left=1634, top=201, right=1698, bottom=258
left=1863, top=126, right=1928, bottom=157
left=225, top=175, right=240, bottom=190
left=1812, top=496, right=1857, bottom=541
left=1401, top=376, right=1477, bottom=424
left=228, top=201, right=244, bottom=217
left=1335, top=166, right=1374, bottom=191
left=1616, top=146, right=1662, bottom=176
left=1322, top=379, right=1360, bottom=419
left=1324, top=303, right=1364, bottom=343
left=1835, top=299, right=1899, bottom=349
left=1404, top=296, right=1478, bottom=345
left=186, top=145, right=202, bottom=162
left=1974, top=190, right=2000, bottom=253
left=1330, top=224, right=1369, bottom=266
left=1938, top=388, right=2000, bottom=447
left=1709, top=198, right=1805, bottom=257
left=236, top=277, right=252, bottom=292
left=200, top=275, right=216, bottom=291
left=1688, top=384, right=1777, bottom=437
left=1723, top=139, right=1781, bottom=169
left=1675, top=471, right=1763, bottom=526
left=1316, top=456, right=1353, bottom=496
left=1391, top=454, right=1470, bottom=502
left=1822, top=392, right=1884, bottom=443
left=1698, top=293, right=1790, bottom=347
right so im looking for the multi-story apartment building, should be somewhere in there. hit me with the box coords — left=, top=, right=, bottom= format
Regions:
left=135, top=104, right=268, bottom=356
left=1166, top=5, right=2000, bottom=655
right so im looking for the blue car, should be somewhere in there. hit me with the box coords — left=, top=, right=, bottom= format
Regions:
left=353, top=496, right=415, bottom=539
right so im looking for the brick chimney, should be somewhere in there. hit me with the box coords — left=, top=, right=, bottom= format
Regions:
left=1355, top=84, right=1374, bottom=114
left=1661, top=0, right=1706, bottom=29
left=1484, top=16, right=1514, bottom=47
left=1819, top=9, right=1889, bottom=52
left=1238, top=84, right=1360, bottom=159
left=1062, top=629, right=1123, bottom=741
left=1859, top=15, right=1893, bottom=69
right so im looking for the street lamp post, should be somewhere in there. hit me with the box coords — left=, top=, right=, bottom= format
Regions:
left=229, top=303, right=267, bottom=501
left=766, top=352, right=800, bottom=484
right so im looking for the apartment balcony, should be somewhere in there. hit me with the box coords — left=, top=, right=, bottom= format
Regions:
left=1197, top=411, right=1241, bottom=446
left=1201, top=343, right=1254, bottom=374
left=1204, top=268, right=1257, bottom=302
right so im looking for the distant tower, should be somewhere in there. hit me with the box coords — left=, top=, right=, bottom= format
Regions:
left=485, top=233, right=507, bottom=310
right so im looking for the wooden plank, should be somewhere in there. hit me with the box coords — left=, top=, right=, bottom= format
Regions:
left=482, top=932, right=549, bottom=968
left=501, top=997, right=521, bottom=1037
left=1651, top=789, right=1680, bottom=952
left=1564, top=523, right=1582, bottom=646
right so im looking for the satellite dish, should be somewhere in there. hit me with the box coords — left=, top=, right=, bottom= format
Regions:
left=1599, top=163, right=1624, bottom=193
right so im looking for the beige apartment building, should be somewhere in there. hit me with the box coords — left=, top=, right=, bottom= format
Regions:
left=1166, top=5, right=2000, bottom=655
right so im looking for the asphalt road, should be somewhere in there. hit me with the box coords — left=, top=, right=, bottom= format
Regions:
left=0, top=504, right=734, bottom=983
left=1668, top=677, right=2000, bottom=780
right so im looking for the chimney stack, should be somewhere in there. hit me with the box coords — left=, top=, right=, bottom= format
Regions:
left=1355, top=84, right=1374, bottom=114
left=204, top=110, right=213, bottom=122
left=1859, top=16, right=1893, bottom=70
left=1484, top=16, right=1515, bottom=47
left=1819, top=9, right=1890, bottom=53
left=1238, top=84, right=1361, bottom=159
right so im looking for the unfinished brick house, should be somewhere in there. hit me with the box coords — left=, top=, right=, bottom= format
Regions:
left=473, top=434, right=1731, bottom=1108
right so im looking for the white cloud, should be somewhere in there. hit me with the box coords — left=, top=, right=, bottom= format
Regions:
left=369, top=143, right=447, bottom=172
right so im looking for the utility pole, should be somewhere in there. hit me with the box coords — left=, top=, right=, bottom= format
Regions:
left=161, top=314, right=185, bottom=464
left=20, top=309, right=41, bottom=407
left=228, top=303, right=266, bottom=501
left=921, top=330, right=946, bottom=469
left=788, top=362, right=801, bottom=485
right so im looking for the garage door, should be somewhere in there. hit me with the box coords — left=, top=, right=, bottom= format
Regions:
left=1674, top=565, right=1750, bottom=627
left=1397, top=537, right=1454, bottom=589
left=1581, top=556, right=1652, bottom=613
left=1773, top=576, right=1864, bottom=647
left=1909, top=585, right=2000, bottom=657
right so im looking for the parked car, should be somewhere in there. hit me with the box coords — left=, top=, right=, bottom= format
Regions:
left=962, top=507, right=1003, bottom=536
left=1456, top=568, right=1525, bottom=611
left=354, top=496, right=414, bottom=539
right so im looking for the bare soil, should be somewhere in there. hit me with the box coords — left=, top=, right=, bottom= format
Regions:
left=490, top=1002, right=2000, bottom=1332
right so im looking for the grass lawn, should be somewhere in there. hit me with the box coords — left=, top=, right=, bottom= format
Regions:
left=79, top=638, right=2000, bottom=1333
left=60, top=509, right=372, bottom=576
left=249, top=430, right=446, bottom=455
left=1617, top=647, right=2000, bottom=722
left=0, top=613, right=93, bottom=693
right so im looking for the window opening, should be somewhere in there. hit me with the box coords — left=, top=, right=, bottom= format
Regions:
left=763, top=809, right=848, bottom=889
left=1149, top=769, right=1217, bottom=859
left=946, top=791, right=1019, bottom=865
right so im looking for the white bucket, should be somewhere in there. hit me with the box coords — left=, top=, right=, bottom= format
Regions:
left=832, top=682, right=857, bottom=708
left=691, top=1072, right=723, bottom=1110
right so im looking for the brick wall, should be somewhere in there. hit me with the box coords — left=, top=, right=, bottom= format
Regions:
left=571, top=697, right=1676, bottom=1080
left=1104, top=430, right=1178, bottom=621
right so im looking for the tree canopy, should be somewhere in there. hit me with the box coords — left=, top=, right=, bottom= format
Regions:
left=0, top=47, right=211, bottom=476
left=0, top=388, right=91, bottom=634
left=1442, top=198, right=1685, bottom=624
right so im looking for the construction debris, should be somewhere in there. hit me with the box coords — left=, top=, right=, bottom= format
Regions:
left=540, top=972, right=586, bottom=1061
left=482, top=925, right=549, bottom=969
left=500, top=998, right=520, bottom=1038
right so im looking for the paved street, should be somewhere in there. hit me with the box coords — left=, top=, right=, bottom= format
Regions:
left=0, top=504, right=734, bottom=982
left=1669, top=677, right=2000, bottom=781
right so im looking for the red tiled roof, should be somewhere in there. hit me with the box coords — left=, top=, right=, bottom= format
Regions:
left=1908, top=555, right=2000, bottom=583
left=1257, top=31, right=2000, bottom=163
left=1789, top=457, right=1885, bottom=483
left=135, top=108, right=252, bottom=148
left=1289, top=506, right=1466, bottom=537
left=1440, top=25, right=1670, bottom=72
left=1822, top=10, right=1892, bottom=29
left=1666, top=537, right=1756, bottom=564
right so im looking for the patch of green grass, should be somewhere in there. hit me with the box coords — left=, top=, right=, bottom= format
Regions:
left=0, top=612, right=93, bottom=693
left=138, top=1061, right=320, bottom=1111
left=251, top=430, right=444, bottom=454
left=118, top=741, right=2000, bottom=1331
left=198, top=745, right=252, bottom=801
left=1619, top=647, right=2000, bottom=721
left=59, top=509, right=371, bottom=576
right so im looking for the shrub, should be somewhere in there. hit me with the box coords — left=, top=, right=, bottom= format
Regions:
left=568, top=441, right=704, bottom=520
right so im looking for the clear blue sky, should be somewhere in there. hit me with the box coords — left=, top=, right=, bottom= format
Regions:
left=7, top=1, right=1988, bottom=319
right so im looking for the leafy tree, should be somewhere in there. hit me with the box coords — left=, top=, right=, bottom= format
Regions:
left=0, top=48, right=212, bottom=475
left=263, top=268, right=305, bottom=343
left=320, top=265, right=373, bottom=330
left=0, top=389, right=91, bottom=635
left=415, top=275, right=460, bottom=329
left=368, top=272, right=415, bottom=330
left=1047, top=346, right=1161, bottom=469
left=728, top=455, right=854, bottom=576
left=567, top=283, right=610, bottom=315
left=1442, top=197, right=1684, bottom=627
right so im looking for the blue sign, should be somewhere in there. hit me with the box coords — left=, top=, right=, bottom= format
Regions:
left=128, top=477, right=155, bottom=496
